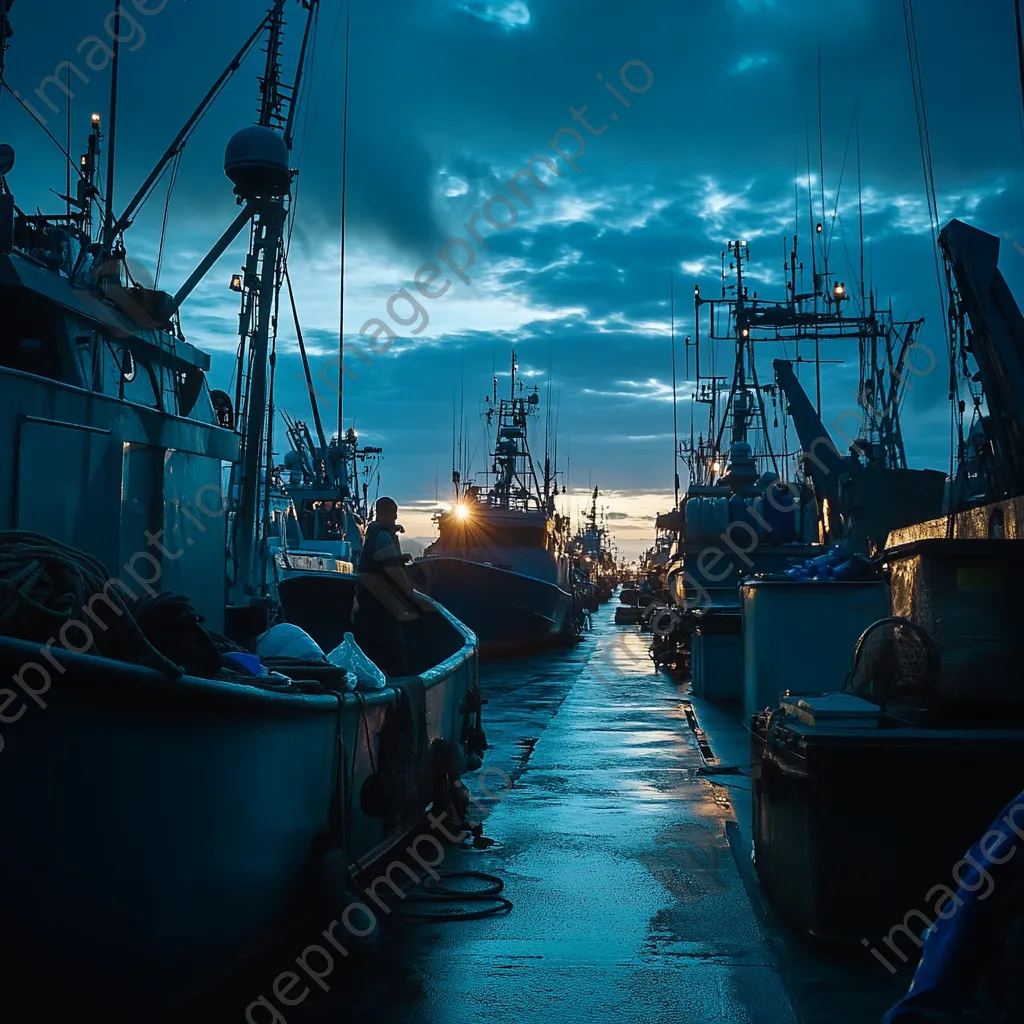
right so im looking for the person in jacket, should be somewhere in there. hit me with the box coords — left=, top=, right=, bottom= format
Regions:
left=352, top=496, right=415, bottom=675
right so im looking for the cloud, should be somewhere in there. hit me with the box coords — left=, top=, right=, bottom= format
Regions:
left=4, top=0, right=1019, bottom=541
left=731, top=53, right=777, bottom=74
left=456, top=1, right=532, bottom=29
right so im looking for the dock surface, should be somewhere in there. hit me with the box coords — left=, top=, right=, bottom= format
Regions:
left=233, top=605, right=799, bottom=1024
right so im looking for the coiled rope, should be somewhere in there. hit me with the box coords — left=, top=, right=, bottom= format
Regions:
left=0, top=531, right=227, bottom=678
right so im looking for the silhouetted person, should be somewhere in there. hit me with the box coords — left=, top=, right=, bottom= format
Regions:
left=352, top=496, right=413, bottom=676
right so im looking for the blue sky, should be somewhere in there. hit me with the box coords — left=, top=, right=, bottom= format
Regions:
left=4, top=0, right=1024, bottom=555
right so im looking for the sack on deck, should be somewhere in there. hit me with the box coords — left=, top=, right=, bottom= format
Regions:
left=327, top=632, right=388, bottom=692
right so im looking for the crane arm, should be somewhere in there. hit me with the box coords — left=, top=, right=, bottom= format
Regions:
left=773, top=359, right=845, bottom=508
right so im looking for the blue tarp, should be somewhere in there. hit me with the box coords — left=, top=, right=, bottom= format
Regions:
left=883, top=790, right=1024, bottom=1021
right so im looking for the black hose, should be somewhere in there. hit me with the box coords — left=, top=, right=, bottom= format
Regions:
left=396, top=871, right=513, bottom=923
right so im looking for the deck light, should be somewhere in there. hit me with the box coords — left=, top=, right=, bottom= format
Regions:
left=230, top=273, right=244, bottom=292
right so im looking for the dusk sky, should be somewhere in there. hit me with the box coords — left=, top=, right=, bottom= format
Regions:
left=4, top=0, right=1024, bottom=555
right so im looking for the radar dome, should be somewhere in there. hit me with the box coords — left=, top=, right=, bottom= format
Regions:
left=224, top=126, right=290, bottom=198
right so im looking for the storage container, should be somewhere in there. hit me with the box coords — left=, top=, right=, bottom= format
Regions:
left=884, top=538, right=1024, bottom=706
left=751, top=711, right=1024, bottom=941
left=741, top=579, right=891, bottom=724
left=691, top=613, right=743, bottom=700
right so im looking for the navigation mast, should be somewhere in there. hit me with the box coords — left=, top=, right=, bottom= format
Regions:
left=228, top=0, right=318, bottom=606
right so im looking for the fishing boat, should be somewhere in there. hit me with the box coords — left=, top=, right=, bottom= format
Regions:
left=266, top=417, right=382, bottom=582
left=570, top=486, right=620, bottom=605
left=410, top=353, right=584, bottom=657
left=652, top=235, right=945, bottom=672
left=0, top=1, right=484, bottom=1014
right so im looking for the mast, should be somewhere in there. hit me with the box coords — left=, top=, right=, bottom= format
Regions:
left=337, top=0, right=351, bottom=443
left=102, top=2, right=120, bottom=256
left=670, top=271, right=679, bottom=507
left=0, top=1, right=12, bottom=88
left=485, top=349, right=546, bottom=513
left=816, top=47, right=826, bottom=416
left=230, top=0, right=309, bottom=605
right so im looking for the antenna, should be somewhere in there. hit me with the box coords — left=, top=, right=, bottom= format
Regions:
left=670, top=269, right=680, bottom=507
left=793, top=146, right=800, bottom=244
left=102, top=1, right=121, bottom=255
left=805, top=116, right=822, bottom=417
left=0, top=1, right=11, bottom=87
left=816, top=48, right=826, bottom=417
left=337, top=0, right=351, bottom=442
left=459, top=344, right=465, bottom=482
left=817, top=45, right=827, bottom=274
left=66, top=63, right=72, bottom=222
left=857, top=110, right=866, bottom=314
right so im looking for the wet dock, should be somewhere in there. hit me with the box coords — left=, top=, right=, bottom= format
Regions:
left=197, top=604, right=808, bottom=1024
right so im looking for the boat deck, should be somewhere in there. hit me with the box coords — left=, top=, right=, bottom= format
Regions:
left=186, top=603, right=915, bottom=1023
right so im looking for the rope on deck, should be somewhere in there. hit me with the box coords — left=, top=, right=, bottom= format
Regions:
left=0, top=531, right=229, bottom=678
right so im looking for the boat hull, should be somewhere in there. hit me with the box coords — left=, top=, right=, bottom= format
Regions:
left=0, top=583, right=479, bottom=1015
left=410, top=556, right=579, bottom=657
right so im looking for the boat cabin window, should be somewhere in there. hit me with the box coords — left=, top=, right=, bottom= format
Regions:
left=111, top=344, right=160, bottom=409
left=0, top=288, right=64, bottom=379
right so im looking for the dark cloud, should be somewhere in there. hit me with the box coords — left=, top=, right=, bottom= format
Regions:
left=3, top=0, right=1023, bottom=525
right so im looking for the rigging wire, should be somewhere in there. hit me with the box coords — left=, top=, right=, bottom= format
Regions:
left=285, top=0, right=321, bottom=253
left=0, top=80, right=102, bottom=204
left=901, top=0, right=958, bottom=509
left=1015, top=0, right=1024, bottom=147
left=153, top=149, right=183, bottom=290
left=824, top=101, right=859, bottom=266
left=285, top=259, right=329, bottom=454
left=114, top=11, right=272, bottom=240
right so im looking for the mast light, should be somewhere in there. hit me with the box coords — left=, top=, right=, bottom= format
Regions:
left=229, top=273, right=244, bottom=293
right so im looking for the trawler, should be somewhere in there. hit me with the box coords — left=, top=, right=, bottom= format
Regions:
left=0, top=1, right=484, bottom=1014
left=653, top=236, right=946, bottom=674
left=410, top=353, right=584, bottom=656
left=570, top=486, right=619, bottom=604
left=266, top=417, right=382, bottom=581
